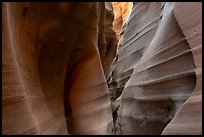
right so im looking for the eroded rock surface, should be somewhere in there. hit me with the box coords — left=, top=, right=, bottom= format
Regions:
left=2, top=2, right=202, bottom=135
left=112, top=2, right=133, bottom=41
left=162, top=2, right=202, bottom=135
left=108, top=2, right=201, bottom=135
left=2, top=2, right=113, bottom=135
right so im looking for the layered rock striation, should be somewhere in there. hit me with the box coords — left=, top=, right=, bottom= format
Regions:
left=2, top=2, right=113, bottom=135
left=108, top=2, right=201, bottom=135
left=2, top=2, right=202, bottom=135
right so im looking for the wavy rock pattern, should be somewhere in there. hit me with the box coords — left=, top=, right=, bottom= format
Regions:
left=108, top=2, right=201, bottom=135
left=2, top=2, right=202, bottom=135
left=112, top=2, right=133, bottom=40
left=162, top=2, right=202, bottom=135
left=2, top=2, right=112, bottom=135
left=99, top=2, right=118, bottom=78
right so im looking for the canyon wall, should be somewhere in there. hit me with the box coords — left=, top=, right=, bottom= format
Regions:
left=162, top=2, right=202, bottom=134
left=109, top=2, right=201, bottom=135
left=112, top=2, right=133, bottom=40
left=2, top=2, right=113, bottom=135
left=99, top=2, right=118, bottom=78
left=2, top=2, right=202, bottom=135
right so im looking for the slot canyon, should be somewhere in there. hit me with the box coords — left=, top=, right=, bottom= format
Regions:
left=2, top=2, right=202, bottom=135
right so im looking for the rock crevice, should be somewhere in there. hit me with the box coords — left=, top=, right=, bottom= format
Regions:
left=2, top=2, right=202, bottom=135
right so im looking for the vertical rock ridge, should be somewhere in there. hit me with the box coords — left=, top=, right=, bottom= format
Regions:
left=108, top=2, right=199, bottom=135
left=2, top=2, right=201, bottom=135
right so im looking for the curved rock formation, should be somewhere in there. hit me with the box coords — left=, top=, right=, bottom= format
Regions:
left=99, top=2, right=118, bottom=78
left=112, top=2, right=133, bottom=40
left=108, top=2, right=201, bottom=135
left=162, top=2, right=202, bottom=135
left=2, top=2, right=202, bottom=135
left=2, top=2, right=112, bottom=135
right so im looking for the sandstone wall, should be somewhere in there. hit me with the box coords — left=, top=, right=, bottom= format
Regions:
left=2, top=2, right=113, bottom=135
left=98, top=2, right=118, bottom=78
left=162, top=2, right=202, bottom=134
left=108, top=2, right=201, bottom=135
left=2, top=2, right=202, bottom=135
left=112, top=2, right=133, bottom=40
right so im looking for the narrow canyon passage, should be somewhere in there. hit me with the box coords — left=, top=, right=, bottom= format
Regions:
left=2, top=2, right=202, bottom=135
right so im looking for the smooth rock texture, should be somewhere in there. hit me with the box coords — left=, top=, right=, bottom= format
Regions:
left=99, top=2, right=118, bottom=78
left=2, top=2, right=202, bottom=135
left=162, top=2, right=202, bottom=135
left=2, top=2, right=113, bottom=135
left=108, top=2, right=201, bottom=135
left=112, top=2, right=133, bottom=40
